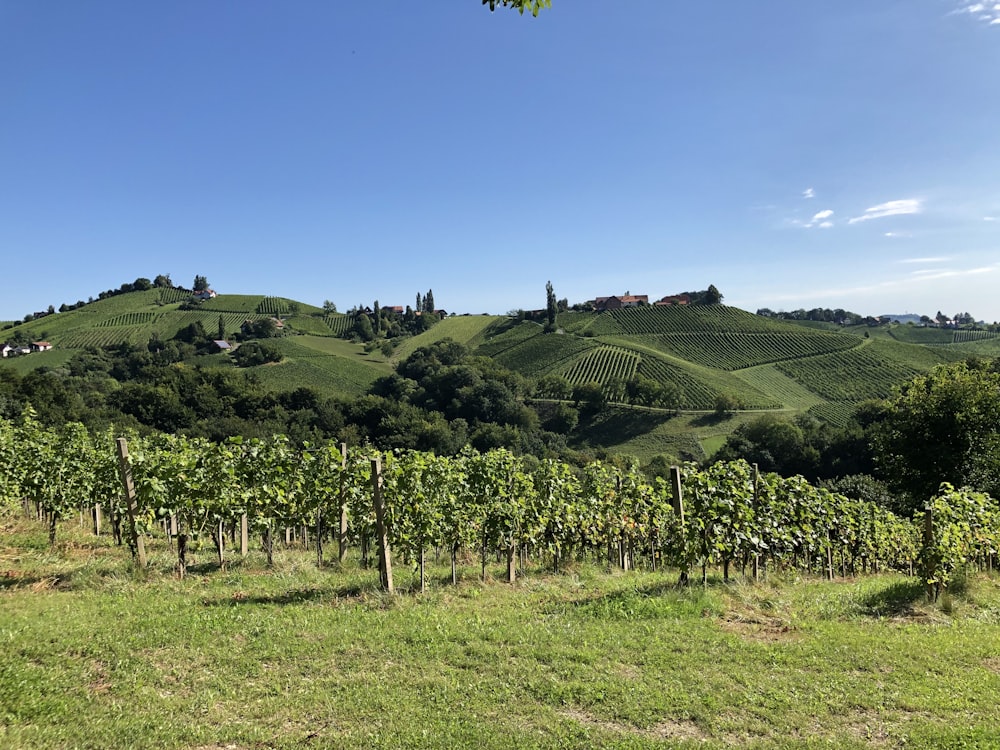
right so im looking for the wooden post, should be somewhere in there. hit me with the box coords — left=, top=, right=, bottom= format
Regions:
left=752, top=463, right=760, bottom=582
left=114, top=438, right=147, bottom=568
left=93, top=504, right=102, bottom=536
left=826, top=530, right=834, bottom=581
left=316, top=507, right=324, bottom=568
left=923, top=506, right=935, bottom=601
left=670, top=466, right=688, bottom=585
left=338, top=443, right=349, bottom=563
left=240, top=513, right=249, bottom=557
left=371, top=455, right=393, bottom=593
left=216, top=520, right=225, bottom=569
left=507, top=543, right=517, bottom=584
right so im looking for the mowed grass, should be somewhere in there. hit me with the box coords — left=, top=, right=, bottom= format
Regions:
left=392, top=315, right=505, bottom=362
left=248, top=336, right=392, bottom=396
left=3, top=514, right=1000, bottom=749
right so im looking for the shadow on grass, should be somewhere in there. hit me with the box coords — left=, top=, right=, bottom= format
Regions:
left=858, top=579, right=927, bottom=617
left=553, top=578, right=714, bottom=621
left=690, top=412, right=732, bottom=428
left=200, top=583, right=372, bottom=607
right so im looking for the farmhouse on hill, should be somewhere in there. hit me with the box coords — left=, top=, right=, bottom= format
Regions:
left=654, top=294, right=691, bottom=306
left=593, top=294, right=648, bottom=311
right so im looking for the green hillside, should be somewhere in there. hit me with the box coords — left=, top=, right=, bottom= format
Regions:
left=3, top=291, right=992, bottom=458
left=391, top=315, right=502, bottom=361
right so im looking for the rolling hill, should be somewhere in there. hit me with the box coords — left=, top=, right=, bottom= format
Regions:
left=3, top=289, right=998, bottom=459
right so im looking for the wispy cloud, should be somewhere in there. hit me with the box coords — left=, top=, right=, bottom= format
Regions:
left=985, top=216, right=997, bottom=221
left=802, top=187, right=815, bottom=199
left=848, top=199, right=923, bottom=224
left=898, top=256, right=950, bottom=264
left=766, top=263, right=1000, bottom=304
left=788, top=208, right=835, bottom=229
left=950, top=2, right=1000, bottom=25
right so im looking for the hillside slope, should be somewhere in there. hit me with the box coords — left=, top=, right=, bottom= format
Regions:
left=3, top=291, right=994, bottom=458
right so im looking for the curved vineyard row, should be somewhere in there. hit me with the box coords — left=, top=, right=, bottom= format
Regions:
left=776, top=346, right=921, bottom=402
left=635, top=356, right=780, bottom=411
left=776, top=339, right=963, bottom=403
left=257, top=297, right=290, bottom=316
left=323, top=314, right=352, bottom=336
left=157, top=287, right=189, bottom=305
left=607, top=305, right=796, bottom=336
left=560, top=347, right=640, bottom=390
left=634, top=332, right=859, bottom=371
left=952, top=330, right=998, bottom=344
left=58, top=328, right=146, bottom=348
left=97, top=312, right=159, bottom=327
left=474, top=321, right=544, bottom=357
left=197, top=295, right=268, bottom=313
left=493, top=333, right=597, bottom=376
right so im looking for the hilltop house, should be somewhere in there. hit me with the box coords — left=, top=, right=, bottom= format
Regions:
left=593, top=295, right=648, bottom=312
left=193, top=288, right=218, bottom=301
left=31, top=342, right=53, bottom=352
left=654, top=294, right=691, bottom=306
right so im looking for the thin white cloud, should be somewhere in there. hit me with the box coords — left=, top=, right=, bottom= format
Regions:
left=787, top=208, right=836, bottom=229
left=848, top=199, right=922, bottom=224
left=985, top=216, right=997, bottom=221
left=766, top=263, right=1000, bottom=304
left=951, top=2, right=1000, bottom=24
left=899, top=256, right=950, bottom=263
left=803, top=188, right=815, bottom=199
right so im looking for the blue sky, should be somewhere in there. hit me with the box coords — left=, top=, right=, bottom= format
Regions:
left=2, top=1, right=999, bottom=322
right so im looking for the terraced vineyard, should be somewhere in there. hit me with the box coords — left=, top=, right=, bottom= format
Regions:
left=257, top=296, right=290, bottom=316
left=493, top=332, right=598, bottom=376
left=953, top=329, right=998, bottom=343
left=156, top=287, right=189, bottom=305
left=632, top=331, right=859, bottom=370
left=59, top=327, right=144, bottom=348
left=560, top=346, right=640, bottom=388
left=323, top=314, right=352, bottom=336
left=775, top=339, right=957, bottom=402
left=172, top=311, right=256, bottom=335
left=97, top=312, right=159, bottom=327
left=474, top=320, right=546, bottom=357
left=636, top=355, right=780, bottom=410
left=888, top=326, right=956, bottom=345
left=605, top=304, right=790, bottom=335
left=198, top=295, right=268, bottom=313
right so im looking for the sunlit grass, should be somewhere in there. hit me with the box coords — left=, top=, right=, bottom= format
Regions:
left=3, top=512, right=1000, bottom=749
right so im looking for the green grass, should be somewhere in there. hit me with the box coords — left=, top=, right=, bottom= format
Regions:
left=0, top=349, right=76, bottom=374
left=4, top=513, right=1000, bottom=749
left=246, top=336, right=392, bottom=396
left=392, top=315, right=504, bottom=361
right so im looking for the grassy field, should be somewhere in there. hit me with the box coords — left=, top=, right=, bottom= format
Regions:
left=391, top=315, right=503, bottom=361
left=248, top=337, right=392, bottom=396
left=3, top=513, right=1000, bottom=749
